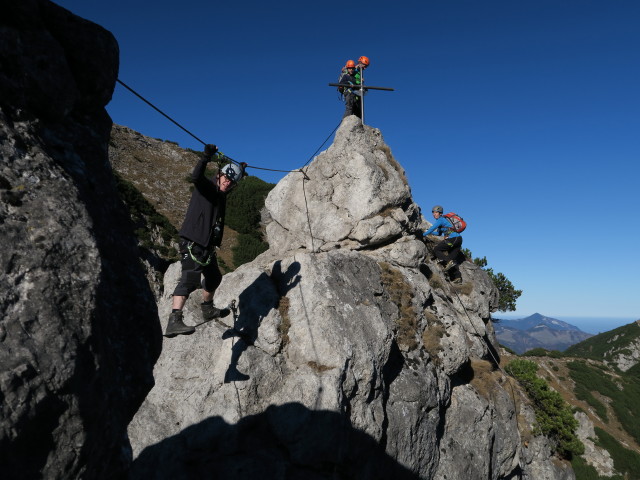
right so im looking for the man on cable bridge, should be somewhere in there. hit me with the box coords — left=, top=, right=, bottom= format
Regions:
left=164, top=144, right=247, bottom=338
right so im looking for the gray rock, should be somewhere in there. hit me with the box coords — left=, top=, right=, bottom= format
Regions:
left=129, top=118, right=572, bottom=479
left=264, top=116, right=421, bottom=254
left=0, top=3, right=160, bottom=478
left=574, top=412, right=615, bottom=477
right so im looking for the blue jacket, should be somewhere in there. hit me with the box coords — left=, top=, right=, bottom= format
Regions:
left=423, top=217, right=461, bottom=238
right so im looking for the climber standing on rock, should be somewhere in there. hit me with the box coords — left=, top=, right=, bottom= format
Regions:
left=164, top=144, right=246, bottom=338
left=423, top=205, right=463, bottom=284
left=338, top=55, right=370, bottom=119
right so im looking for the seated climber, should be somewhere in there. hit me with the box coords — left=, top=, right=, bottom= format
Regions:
left=165, top=144, right=246, bottom=338
left=422, top=205, right=463, bottom=284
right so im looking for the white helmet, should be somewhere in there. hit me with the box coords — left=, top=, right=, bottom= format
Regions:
left=220, top=163, right=244, bottom=183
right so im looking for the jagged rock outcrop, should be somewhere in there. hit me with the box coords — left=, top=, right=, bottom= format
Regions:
left=0, top=2, right=161, bottom=478
left=574, top=412, right=615, bottom=477
left=128, top=117, right=574, bottom=479
left=604, top=321, right=640, bottom=372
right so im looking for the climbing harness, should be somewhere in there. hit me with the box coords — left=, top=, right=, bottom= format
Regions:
left=423, top=239, right=521, bottom=432
left=328, top=66, right=394, bottom=123
left=187, top=241, right=214, bottom=267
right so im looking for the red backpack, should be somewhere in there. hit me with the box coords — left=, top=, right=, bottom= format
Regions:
left=444, top=212, right=467, bottom=233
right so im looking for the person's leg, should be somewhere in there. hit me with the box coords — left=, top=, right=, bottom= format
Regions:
left=165, top=241, right=204, bottom=337
left=354, top=96, right=362, bottom=119
left=200, top=259, right=229, bottom=320
left=343, top=92, right=356, bottom=118
left=433, top=240, right=450, bottom=263
left=448, top=237, right=463, bottom=264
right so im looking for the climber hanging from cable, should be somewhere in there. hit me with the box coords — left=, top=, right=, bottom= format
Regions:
left=164, top=144, right=248, bottom=338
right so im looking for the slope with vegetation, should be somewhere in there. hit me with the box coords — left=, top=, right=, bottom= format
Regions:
left=565, top=321, right=640, bottom=371
left=109, top=124, right=275, bottom=275
left=500, top=324, right=640, bottom=480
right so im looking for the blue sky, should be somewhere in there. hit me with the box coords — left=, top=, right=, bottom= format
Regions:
left=53, top=1, right=639, bottom=330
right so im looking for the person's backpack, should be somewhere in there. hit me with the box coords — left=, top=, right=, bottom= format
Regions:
left=337, top=68, right=347, bottom=94
left=444, top=212, right=466, bottom=233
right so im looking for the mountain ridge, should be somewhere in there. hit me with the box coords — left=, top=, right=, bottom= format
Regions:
left=494, top=313, right=592, bottom=354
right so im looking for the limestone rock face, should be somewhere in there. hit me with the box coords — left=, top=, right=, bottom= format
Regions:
left=0, top=2, right=161, bottom=478
left=574, top=412, right=615, bottom=477
left=264, top=116, right=422, bottom=254
left=606, top=324, right=640, bottom=372
left=128, top=118, right=573, bottom=479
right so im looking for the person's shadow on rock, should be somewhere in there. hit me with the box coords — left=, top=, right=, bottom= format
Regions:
left=223, top=262, right=301, bottom=383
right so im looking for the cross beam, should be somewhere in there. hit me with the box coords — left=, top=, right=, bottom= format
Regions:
left=328, top=67, right=394, bottom=123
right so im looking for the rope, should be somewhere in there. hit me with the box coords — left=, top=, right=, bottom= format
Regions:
left=116, top=79, right=207, bottom=146
left=302, top=122, right=341, bottom=168
left=116, top=78, right=343, bottom=253
left=116, top=78, right=335, bottom=177
left=424, top=240, right=521, bottom=429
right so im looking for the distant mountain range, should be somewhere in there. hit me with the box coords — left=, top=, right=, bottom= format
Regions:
left=494, top=313, right=593, bottom=354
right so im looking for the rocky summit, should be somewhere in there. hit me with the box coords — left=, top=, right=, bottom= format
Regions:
left=127, top=117, right=574, bottom=480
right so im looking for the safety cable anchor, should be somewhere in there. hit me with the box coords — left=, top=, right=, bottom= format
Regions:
left=298, top=168, right=310, bottom=180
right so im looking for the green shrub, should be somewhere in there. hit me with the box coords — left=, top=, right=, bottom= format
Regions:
left=523, top=348, right=564, bottom=358
left=594, top=427, right=640, bottom=480
left=114, top=172, right=179, bottom=262
left=567, top=361, right=609, bottom=422
left=570, top=455, right=623, bottom=480
left=505, top=359, right=584, bottom=458
left=462, top=249, right=521, bottom=311
left=567, top=361, right=640, bottom=443
left=232, top=233, right=269, bottom=267
left=226, top=176, right=275, bottom=234
left=565, top=322, right=640, bottom=360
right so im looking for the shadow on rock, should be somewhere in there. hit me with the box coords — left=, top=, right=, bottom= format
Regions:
left=128, top=402, right=421, bottom=480
left=223, top=262, right=300, bottom=383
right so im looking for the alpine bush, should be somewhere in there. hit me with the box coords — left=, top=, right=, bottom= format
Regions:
left=505, top=358, right=584, bottom=458
left=463, top=249, right=522, bottom=312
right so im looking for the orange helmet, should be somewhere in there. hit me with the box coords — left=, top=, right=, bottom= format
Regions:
left=358, top=56, right=370, bottom=66
left=345, top=59, right=356, bottom=68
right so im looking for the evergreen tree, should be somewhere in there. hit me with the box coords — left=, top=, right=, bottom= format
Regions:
left=226, top=175, right=275, bottom=266
left=463, top=250, right=522, bottom=312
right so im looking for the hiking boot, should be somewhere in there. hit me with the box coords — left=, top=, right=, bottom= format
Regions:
left=444, top=260, right=456, bottom=272
left=201, top=303, right=231, bottom=321
left=452, top=277, right=463, bottom=285
left=164, top=311, right=195, bottom=338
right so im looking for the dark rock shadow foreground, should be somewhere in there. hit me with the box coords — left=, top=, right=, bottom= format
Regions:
left=129, top=402, right=420, bottom=480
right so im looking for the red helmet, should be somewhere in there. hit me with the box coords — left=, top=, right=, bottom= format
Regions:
left=358, top=56, right=370, bottom=66
left=345, top=59, right=356, bottom=68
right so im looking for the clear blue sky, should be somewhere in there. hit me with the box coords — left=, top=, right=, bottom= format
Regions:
left=53, top=0, right=639, bottom=330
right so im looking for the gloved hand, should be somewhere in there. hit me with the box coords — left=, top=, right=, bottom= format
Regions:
left=239, top=162, right=248, bottom=177
left=204, top=144, right=218, bottom=160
